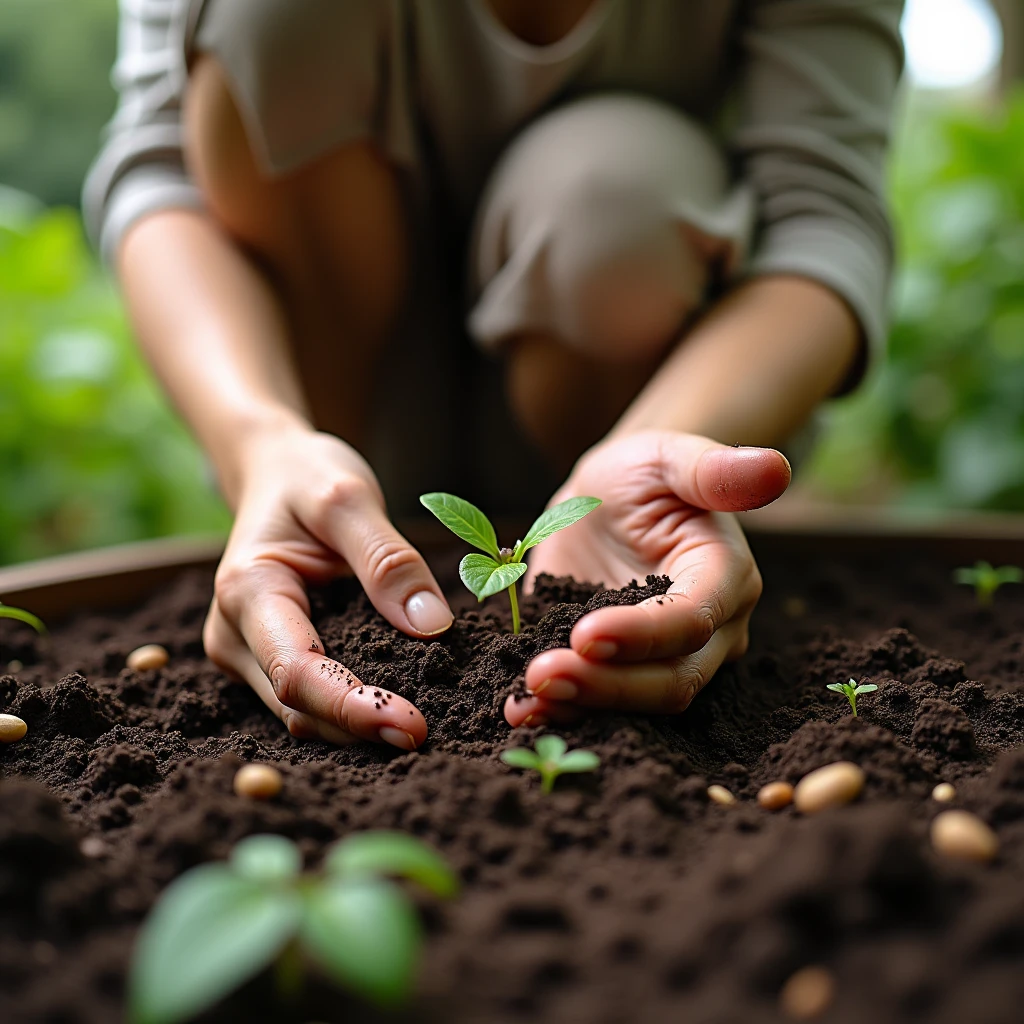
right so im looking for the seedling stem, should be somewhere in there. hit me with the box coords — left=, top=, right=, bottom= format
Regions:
left=826, top=677, right=878, bottom=717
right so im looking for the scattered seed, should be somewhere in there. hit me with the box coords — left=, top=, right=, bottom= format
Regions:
left=793, top=761, right=865, bottom=814
left=233, top=763, right=283, bottom=800
left=126, top=644, right=169, bottom=672
left=758, top=781, right=794, bottom=810
left=931, top=809, right=998, bottom=863
left=0, top=714, right=28, bottom=743
left=780, top=966, right=836, bottom=1020
left=783, top=596, right=808, bottom=620
left=931, top=782, right=956, bottom=803
left=707, top=784, right=736, bottom=806
left=7, top=659, right=23, bottom=673
left=80, top=837, right=108, bottom=859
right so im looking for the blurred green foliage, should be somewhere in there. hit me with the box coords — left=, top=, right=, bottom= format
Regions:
left=806, top=89, right=1024, bottom=510
left=0, top=190, right=230, bottom=566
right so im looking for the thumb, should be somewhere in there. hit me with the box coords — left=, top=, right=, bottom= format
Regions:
left=661, top=434, right=791, bottom=512
left=309, top=492, right=454, bottom=638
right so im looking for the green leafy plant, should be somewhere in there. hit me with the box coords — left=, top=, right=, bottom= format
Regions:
left=419, top=492, right=600, bottom=634
left=0, top=602, right=46, bottom=634
left=953, top=560, right=1024, bottom=606
left=826, top=677, right=878, bottom=717
left=130, top=831, right=458, bottom=1024
left=500, top=735, right=601, bottom=794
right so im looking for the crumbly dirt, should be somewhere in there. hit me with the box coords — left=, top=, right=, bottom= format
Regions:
left=2, top=547, right=1024, bottom=1024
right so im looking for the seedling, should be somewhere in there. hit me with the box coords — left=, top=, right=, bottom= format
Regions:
left=500, top=735, right=600, bottom=794
left=130, top=831, right=458, bottom=1024
left=826, top=677, right=878, bottom=717
left=953, top=561, right=1023, bottom=606
left=420, top=492, right=601, bottom=634
left=0, top=602, right=46, bottom=634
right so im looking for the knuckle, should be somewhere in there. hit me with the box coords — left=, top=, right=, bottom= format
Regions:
left=665, top=658, right=704, bottom=713
left=364, top=535, right=421, bottom=590
left=212, top=562, right=253, bottom=617
left=283, top=712, right=314, bottom=739
left=315, top=474, right=372, bottom=516
left=694, top=598, right=721, bottom=646
left=265, top=655, right=298, bottom=708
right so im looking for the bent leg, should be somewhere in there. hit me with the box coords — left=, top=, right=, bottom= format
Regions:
left=184, top=55, right=409, bottom=446
left=469, top=95, right=752, bottom=471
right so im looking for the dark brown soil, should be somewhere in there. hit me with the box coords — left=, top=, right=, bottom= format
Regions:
left=2, top=544, right=1024, bottom=1024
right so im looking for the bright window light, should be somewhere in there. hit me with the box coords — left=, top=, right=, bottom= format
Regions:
left=902, top=0, right=1003, bottom=90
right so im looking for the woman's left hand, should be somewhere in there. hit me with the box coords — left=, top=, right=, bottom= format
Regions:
left=504, top=431, right=791, bottom=727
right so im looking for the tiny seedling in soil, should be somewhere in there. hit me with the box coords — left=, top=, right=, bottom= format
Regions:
left=500, top=735, right=601, bottom=794
left=953, top=561, right=1024, bottom=606
left=0, top=602, right=46, bottom=634
left=826, top=677, right=878, bottom=717
left=420, top=492, right=601, bottom=634
left=130, top=831, right=458, bottom=1024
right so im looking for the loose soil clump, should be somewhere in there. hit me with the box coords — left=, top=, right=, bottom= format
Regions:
left=2, top=548, right=1024, bottom=1023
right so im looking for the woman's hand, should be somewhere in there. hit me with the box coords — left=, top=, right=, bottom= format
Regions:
left=204, top=425, right=453, bottom=748
left=504, top=431, right=790, bottom=726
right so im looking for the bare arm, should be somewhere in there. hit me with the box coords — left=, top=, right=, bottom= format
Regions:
left=612, top=274, right=859, bottom=446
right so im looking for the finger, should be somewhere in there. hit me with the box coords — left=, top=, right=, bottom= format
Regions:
left=213, top=561, right=427, bottom=749
left=656, top=434, right=791, bottom=512
left=524, top=622, right=744, bottom=713
left=571, top=525, right=759, bottom=662
left=503, top=693, right=583, bottom=729
left=299, top=483, right=453, bottom=638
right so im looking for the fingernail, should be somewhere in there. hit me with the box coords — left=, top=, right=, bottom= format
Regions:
left=405, top=591, right=453, bottom=635
left=529, top=678, right=578, bottom=701
left=379, top=726, right=418, bottom=750
left=581, top=639, right=617, bottom=661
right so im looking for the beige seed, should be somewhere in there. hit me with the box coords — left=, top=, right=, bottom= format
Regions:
left=931, top=782, right=956, bottom=803
left=126, top=644, right=169, bottom=672
left=758, top=781, right=795, bottom=810
left=779, top=966, right=836, bottom=1020
left=931, top=810, right=998, bottom=863
left=707, top=784, right=736, bottom=806
left=233, top=763, right=283, bottom=800
left=7, top=659, right=23, bottom=674
left=80, top=837, right=108, bottom=859
left=793, top=761, right=865, bottom=814
left=0, top=714, right=27, bottom=743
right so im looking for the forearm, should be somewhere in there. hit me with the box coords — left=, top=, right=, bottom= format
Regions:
left=612, top=275, right=860, bottom=447
left=118, top=209, right=312, bottom=507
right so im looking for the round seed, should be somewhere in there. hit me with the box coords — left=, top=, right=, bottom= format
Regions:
left=758, top=781, right=794, bottom=810
left=931, top=809, right=998, bottom=863
left=707, top=784, right=736, bottom=806
left=80, top=837, right=108, bottom=859
left=233, top=763, right=283, bottom=800
left=931, top=782, right=956, bottom=803
left=126, top=644, right=169, bottom=672
left=7, top=659, right=23, bottom=673
left=793, top=761, right=865, bottom=814
left=0, top=714, right=27, bottom=743
left=780, top=966, right=836, bottom=1020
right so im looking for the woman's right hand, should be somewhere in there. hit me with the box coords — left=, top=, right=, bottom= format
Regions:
left=203, top=424, right=453, bottom=749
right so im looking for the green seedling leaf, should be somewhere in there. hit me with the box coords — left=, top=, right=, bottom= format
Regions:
left=954, top=561, right=1024, bottom=605
left=855, top=684, right=879, bottom=695
left=230, top=834, right=302, bottom=884
left=459, top=554, right=528, bottom=601
left=825, top=683, right=848, bottom=694
left=500, top=748, right=541, bottom=770
left=420, top=493, right=499, bottom=558
left=130, top=865, right=301, bottom=1024
left=534, top=734, right=568, bottom=762
left=0, top=603, right=46, bottom=634
left=326, top=831, right=458, bottom=898
left=514, top=496, right=602, bottom=561
left=826, top=678, right=875, bottom=717
left=556, top=750, right=601, bottom=773
left=301, top=878, right=419, bottom=1008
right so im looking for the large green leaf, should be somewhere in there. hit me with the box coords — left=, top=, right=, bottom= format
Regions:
left=534, top=735, right=567, bottom=763
left=500, top=748, right=541, bottom=770
left=326, top=831, right=458, bottom=898
left=556, top=750, right=601, bottom=773
left=459, top=554, right=528, bottom=601
left=514, top=496, right=601, bottom=560
left=0, top=604, right=46, bottom=634
left=231, top=835, right=301, bottom=884
left=130, top=865, right=300, bottom=1024
left=300, top=878, right=420, bottom=1007
left=419, top=493, right=499, bottom=557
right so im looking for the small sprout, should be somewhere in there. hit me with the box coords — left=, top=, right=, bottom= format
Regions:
left=130, top=831, right=458, bottom=1023
left=0, top=602, right=46, bottom=635
left=420, top=492, right=601, bottom=634
left=953, top=561, right=1023, bottom=606
left=500, top=735, right=600, bottom=794
left=825, top=677, right=877, bottom=717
